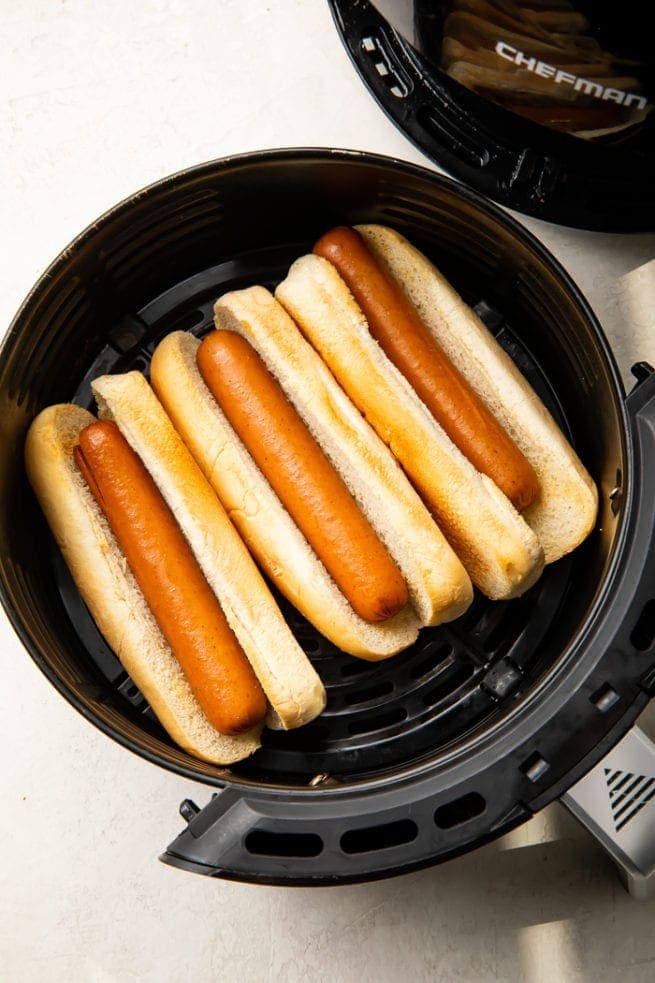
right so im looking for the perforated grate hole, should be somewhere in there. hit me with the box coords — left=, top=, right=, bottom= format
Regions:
left=422, top=664, right=474, bottom=708
left=340, top=660, right=372, bottom=678
left=343, top=680, right=394, bottom=706
left=265, top=722, right=330, bottom=749
left=348, top=706, right=407, bottom=736
left=483, top=603, right=531, bottom=656
left=409, top=644, right=454, bottom=680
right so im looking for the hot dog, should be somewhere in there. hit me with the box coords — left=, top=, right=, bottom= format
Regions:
left=26, top=374, right=326, bottom=763
left=151, top=293, right=473, bottom=661
left=276, top=225, right=596, bottom=583
left=196, top=331, right=409, bottom=624
left=276, top=244, right=545, bottom=600
left=74, top=420, right=267, bottom=736
left=355, top=224, right=597, bottom=563
left=313, top=227, right=539, bottom=512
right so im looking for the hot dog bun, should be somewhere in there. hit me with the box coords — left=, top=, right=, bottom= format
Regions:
left=91, top=371, right=326, bottom=728
left=75, top=418, right=268, bottom=736
left=313, top=226, right=540, bottom=513
left=24, top=404, right=262, bottom=765
left=276, top=256, right=545, bottom=600
left=196, top=331, right=410, bottom=624
left=151, top=297, right=473, bottom=660
left=355, top=224, right=598, bottom=563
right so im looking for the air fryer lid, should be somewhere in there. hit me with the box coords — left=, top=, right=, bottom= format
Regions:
left=329, top=0, right=655, bottom=231
left=1, top=151, right=655, bottom=885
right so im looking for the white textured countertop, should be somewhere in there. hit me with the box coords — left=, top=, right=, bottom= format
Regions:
left=2, top=2, right=655, bottom=981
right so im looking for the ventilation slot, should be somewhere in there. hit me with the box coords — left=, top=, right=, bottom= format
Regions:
left=409, top=644, right=454, bottom=680
left=416, top=105, right=490, bottom=169
left=422, top=664, right=473, bottom=708
left=344, top=680, right=394, bottom=706
left=264, top=722, right=330, bottom=749
left=245, top=830, right=323, bottom=858
left=631, top=600, right=655, bottom=651
left=605, top=769, right=655, bottom=832
left=435, top=793, right=486, bottom=830
left=340, top=659, right=371, bottom=678
left=341, top=819, right=418, bottom=854
left=158, top=307, right=205, bottom=338
left=483, top=603, right=531, bottom=656
left=347, top=706, right=407, bottom=735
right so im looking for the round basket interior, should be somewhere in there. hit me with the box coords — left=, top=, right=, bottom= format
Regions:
left=0, top=151, right=626, bottom=792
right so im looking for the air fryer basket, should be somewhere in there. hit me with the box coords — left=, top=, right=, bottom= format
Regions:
left=328, top=0, right=655, bottom=232
left=1, top=150, right=655, bottom=885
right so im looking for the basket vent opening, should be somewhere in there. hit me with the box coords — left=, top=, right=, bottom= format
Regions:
left=340, top=659, right=371, bottom=678
left=630, top=599, right=655, bottom=651
left=347, top=706, right=407, bottom=735
left=409, top=644, right=454, bottom=680
left=343, top=680, right=394, bottom=706
left=483, top=603, right=531, bottom=656
left=422, top=664, right=473, bottom=708
left=435, top=792, right=486, bottom=830
left=341, top=818, right=418, bottom=854
left=245, top=830, right=323, bottom=858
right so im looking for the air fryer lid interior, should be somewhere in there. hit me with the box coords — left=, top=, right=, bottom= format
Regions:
left=0, top=151, right=636, bottom=802
left=328, top=0, right=654, bottom=230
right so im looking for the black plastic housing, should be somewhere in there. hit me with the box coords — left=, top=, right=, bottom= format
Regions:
left=1, top=149, right=654, bottom=884
left=328, top=0, right=655, bottom=231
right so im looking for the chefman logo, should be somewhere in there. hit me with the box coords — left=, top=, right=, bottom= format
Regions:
left=495, top=41, right=648, bottom=109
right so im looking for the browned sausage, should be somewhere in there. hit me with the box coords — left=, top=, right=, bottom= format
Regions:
left=313, top=227, right=540, bottom=512
left=74, top=420, right=267, bottom=735
left=197, top=330, right=409, bottom=623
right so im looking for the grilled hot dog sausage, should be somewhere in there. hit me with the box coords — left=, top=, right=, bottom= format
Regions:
left=75, top=420, right=267, bottom=735
left=313, top=227, right=539, bottom=512
left=197, top=330, right=409, bottom=623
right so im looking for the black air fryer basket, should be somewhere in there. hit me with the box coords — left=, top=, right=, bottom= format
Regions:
left=1, top=150, right=655, bottom=885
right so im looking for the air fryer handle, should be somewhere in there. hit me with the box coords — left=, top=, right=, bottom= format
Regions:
left=160, top=774, right=520, bottom=883
left=160, top=785, right=427, bottom=883
left=162, top=784, right=357, bottom=882
left=161, top=787, right=274, bottom=880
